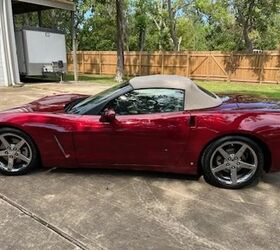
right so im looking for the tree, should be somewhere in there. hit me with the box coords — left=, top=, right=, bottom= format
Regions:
left=195, top=0, right=240, bottom=51
left=167, top=0, right=179, bottom=51
left=231, top=0, right=280, bottom=51
left=132, top=0, right=151, bottom=51
left=149, top=0, right=167, bottom=51
left=167, top=0, right=189, bottom=51
left=12, top=0, right=280, bottom=54
left=78, top=2, right=116, bottom=50
left=115, top=0, right=125, bottom=82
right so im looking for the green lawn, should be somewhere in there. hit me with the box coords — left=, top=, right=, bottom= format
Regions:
left=196, top=81, right=280, bottom=100
left=66, top=74, right=280, bottom=100
left=66, top=74, right=116, bottom=84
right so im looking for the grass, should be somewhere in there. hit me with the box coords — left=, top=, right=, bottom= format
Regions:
left=196, top=81, right=280, bottom=100
left=66, top=74, right=116, bottom=84
left=66, top=74, right=280, bottom=100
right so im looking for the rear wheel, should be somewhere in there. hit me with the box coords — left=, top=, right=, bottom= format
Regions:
left=0, top=128, right=39, bottom=175
left=202, top=136, right=264, bottom=189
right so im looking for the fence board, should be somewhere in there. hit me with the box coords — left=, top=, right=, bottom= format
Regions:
left=67, top=51, right=280, bottom=83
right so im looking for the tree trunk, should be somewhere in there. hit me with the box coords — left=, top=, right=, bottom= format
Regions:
left=237, top=1, right=254, bottom=52
left=139, top=28, right=146, bottom=51
left=51, top=9, right=56, bottom=29
left=243, top=25, right=253, bottom=52
left=38, top=10, right=42, bottom=27
left=115, top=0, right=125, bottom=82
left=167, top=0, right=179, bottom=51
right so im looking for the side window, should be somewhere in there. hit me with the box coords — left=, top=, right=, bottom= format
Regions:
left=106, top=88, right=184, bottom=115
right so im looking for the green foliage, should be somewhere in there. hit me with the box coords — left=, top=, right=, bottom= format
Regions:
left=254, top=15, right=280, bottom=50
left=230, top=0, right=280, bottom=51
left=78, top=3, right=116, bottom=50
left=176, top=18, right=208, bottom=51
left=13, top=0, right=280, bottom=52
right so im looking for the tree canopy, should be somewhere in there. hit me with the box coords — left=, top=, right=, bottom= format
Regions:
left=14, top=0, right=280, bottom=52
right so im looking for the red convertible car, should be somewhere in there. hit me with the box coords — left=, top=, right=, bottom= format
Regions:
left=0, top=75, right=279, bottom=189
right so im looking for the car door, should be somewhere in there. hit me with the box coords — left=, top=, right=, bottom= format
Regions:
left=73, top=88, right=191, bottom=169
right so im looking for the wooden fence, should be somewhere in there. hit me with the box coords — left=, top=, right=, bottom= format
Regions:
left=67, top=51, right=280, bottom=84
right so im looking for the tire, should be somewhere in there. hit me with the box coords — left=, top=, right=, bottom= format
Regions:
left=0, top=128, right=39, bottom=175
left=202, top=136, right=264, bottom=189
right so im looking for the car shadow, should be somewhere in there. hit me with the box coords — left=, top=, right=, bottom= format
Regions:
left=261, top=172, right=280, bottom=189
left=37, top=167, right=200, bottom=181
left=31, top=167, right=280, bottom=189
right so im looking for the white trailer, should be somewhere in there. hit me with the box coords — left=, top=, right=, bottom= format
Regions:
left=15, top=27, right=67, bottom=78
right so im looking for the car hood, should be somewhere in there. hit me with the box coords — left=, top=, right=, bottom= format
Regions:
left=216, top=93, right=280, bottom=111
left=2, top=94, right=89, bottom=113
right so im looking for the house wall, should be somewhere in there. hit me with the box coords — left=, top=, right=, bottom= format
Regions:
left=0, top=0, right=21, bottom=87
left=0, top=14, right=6, bottom=86
left=0, top=42, right=4, bottom=85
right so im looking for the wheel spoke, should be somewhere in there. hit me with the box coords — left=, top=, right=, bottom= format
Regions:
left=7, top=157, right=14, bottom=170
left=0, top=133, right=33, bottom=173
left=218, top=148, right=230, bottom=159
left=212, top=163, right=228, bottom=173
left=0, top=150, right=6, bottom=157
left=210, top=140, right=259, bottom=187
left=235, top=145, right=248, bottom=158
left=17, top=153, right=31, bottom=164
left=15, top=139, right=26, bottom=150
left=0, top=135, right=10, bottom=148
left=230, top=168, right=238, bottom=184
left=239, top=161, right=256, bottom=170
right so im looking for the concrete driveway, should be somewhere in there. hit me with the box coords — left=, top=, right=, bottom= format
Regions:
left=0, top=82, right=280, bottom=250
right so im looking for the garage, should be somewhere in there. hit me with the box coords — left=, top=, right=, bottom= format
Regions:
left=0, top=0, right=75, bottom=87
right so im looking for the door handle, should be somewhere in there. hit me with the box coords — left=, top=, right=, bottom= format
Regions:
left=188, top=116, right=196, bottom=127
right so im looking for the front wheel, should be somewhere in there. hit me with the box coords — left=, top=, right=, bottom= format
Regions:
left=202, top=136, right=264, bottom=189
left=0, top=128, right=39, bottom=175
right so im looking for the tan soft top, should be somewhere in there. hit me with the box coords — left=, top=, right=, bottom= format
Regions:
left=129, top=75, right=222, bottom=110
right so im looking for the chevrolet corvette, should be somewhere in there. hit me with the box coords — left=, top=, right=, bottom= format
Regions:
left=0, top=75, right=280, bottom=189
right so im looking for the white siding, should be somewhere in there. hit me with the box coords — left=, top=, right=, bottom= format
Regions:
left=0, top=0, right=20, bottom=86
left=0, top=26, right=5, bottom=85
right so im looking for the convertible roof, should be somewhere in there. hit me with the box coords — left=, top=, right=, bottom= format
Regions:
left=129, top=75, right=223, bottom=110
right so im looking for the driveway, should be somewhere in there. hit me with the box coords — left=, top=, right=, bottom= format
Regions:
left=0, top=82, right=280, bottom=250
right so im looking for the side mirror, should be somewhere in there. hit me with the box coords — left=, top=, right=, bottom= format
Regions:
left=100, top=109, right=116, bottom=123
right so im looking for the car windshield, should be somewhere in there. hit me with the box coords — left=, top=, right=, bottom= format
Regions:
left=68, top=82, right=129, bottom=114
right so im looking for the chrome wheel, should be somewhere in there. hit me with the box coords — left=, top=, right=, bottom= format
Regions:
left=210, top=141, right=258, bottom=186
left=0, top=133, right=32, bottom=173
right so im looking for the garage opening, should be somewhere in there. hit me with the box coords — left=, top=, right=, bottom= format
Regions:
left=0, top=0, right=76, bottom=86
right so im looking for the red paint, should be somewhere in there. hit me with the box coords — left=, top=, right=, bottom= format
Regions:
left=4, top=94, right=88, bottom=113
left=0, top=93, right=280, bottom=175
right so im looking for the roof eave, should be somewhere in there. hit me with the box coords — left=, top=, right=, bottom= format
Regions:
left=13, top=0, right=75, bottom=12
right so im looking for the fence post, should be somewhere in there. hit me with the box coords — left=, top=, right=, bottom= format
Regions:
left=99, top=52, right=102, bottom=75
left=71, top=11, right=78, bottom=81
left=138, top=52, right=142, bottom=76
left=277, top=53, right=280, bottom=84
left=206, top=52, right=210, bottom=81
left=228, top=52, right=233, bottom=82
left=82, top=51, right=85, bottom=74
left=186, top=51, right=190, bottom=77
left=161, top=51, right=164, bottom=74
left=277, top=55, right=280, bottom=84
left=259, top=53, right=265, bottom=84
